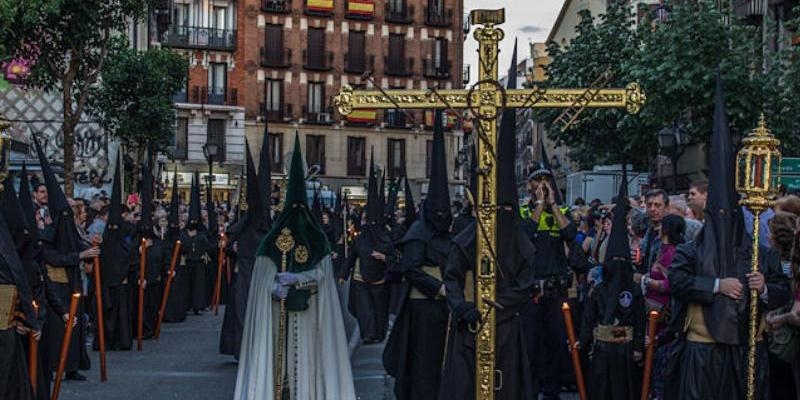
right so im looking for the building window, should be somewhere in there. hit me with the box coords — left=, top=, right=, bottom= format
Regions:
left=263, top=24, right=286, bottom=66
left=208, top=62, right=227, bottom=105
left=265, top=79, right=283, bottom=120
left=306, top=27, right=327, bottom=68
left=347, top=137, right=366, bottom=176
left=173, top=2, right=190, bottom=26
left=389, top=33, right=405, bottom=63
left=307, top=82, right=325, bottom=114
left=269, top=133, right=283, bottom=173
left=306, top=135, right=326, bottom=174
left=212, top=6, right=227, bottom=30
left=387, top=139, right=406, bottom=178
left=346, top=31, right=366, bottom=72
left=433, top=37, right=448, bottom=69
left=207, top=119, right=226, bottom=162
left=173, top=117, right=188, bottom=160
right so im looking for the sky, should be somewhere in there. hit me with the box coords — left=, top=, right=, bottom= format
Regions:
left=463, top=0, right=565, bottom=83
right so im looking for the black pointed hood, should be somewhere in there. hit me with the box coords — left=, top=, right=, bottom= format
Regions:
left=697, top=72, right=744, bottom=345
left=34, top=136, right=80, bottom=254
left=18, top=163, right=37, bottom=238
left=403, top=172, right=417, bottom=228
left=138, top=147, right=154, bottom=235
left=108, top=152, right=124, bottom=228
left=187, top=171, right=201, bottom=229
left=365, top=147, right=382, bottom=225
left=1, top=174, right=29, bottom=242
left=423, top=109, right=452, bottom=232
left=0, top=203, right=36, bottom=327
left=600, top=170, right=635, bottom=324
left=386, top=177, right=399, bottom=223
left=1, top=171, right=39, bottom=304
left=101, top=151, right=132, bottom=286
left=168, top=166, right=180, bottom=231
left=245, top=139, right=265, bottom=224
left=258, top=124, right=273, bottom=225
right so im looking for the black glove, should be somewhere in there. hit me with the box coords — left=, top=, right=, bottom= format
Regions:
left=455, top=302, right=481, bottom=324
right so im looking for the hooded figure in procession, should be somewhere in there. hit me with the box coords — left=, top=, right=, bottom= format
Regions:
left=338, top=147, right=398, bottom=344
left=4, top=165, right=65, bottom=399
left=182, top=172, right=212, bottom=314
left=234, top=134, right=355, bottom=400
left=0, top=172, right=39, bottom=400
left=578, top=172, right=645, bottom=400
left=666, top=75, right=789, bottom=400
left=35, top=138, right=93, bottom=380
left=97, top=153, right=134, bottom=349
left=219, top=138, right=272, bottom=358
left=383, top=109, right=453, bottom=400
left=439, top=43, right=537, bottom=398
left=163, top=167, right=191, bottom=322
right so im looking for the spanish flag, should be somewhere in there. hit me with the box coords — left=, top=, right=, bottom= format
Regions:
left=347, top=0, right=374, bottom=16
left=346, top=109, right=376, bottom=123
left=307, top=0, right=333, bottom=12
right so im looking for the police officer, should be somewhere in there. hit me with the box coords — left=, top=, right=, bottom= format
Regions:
left=520, top=165, right=576, bottom=400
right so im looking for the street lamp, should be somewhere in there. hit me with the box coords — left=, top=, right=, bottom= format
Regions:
left=202, top=142, right=219, bottom=195
left=658, top=126, right=682, bottom=194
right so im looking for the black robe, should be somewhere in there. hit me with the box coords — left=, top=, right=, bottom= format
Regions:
left=0, top=330, right=34, bottom=400
left=439, top=223, right=536, bottom=400
left=163, top=238, right=190, bottom=323
left=383, top=221, right=450, bottom=400
left=40, top=237, right=90, bottom=373
left=340, top=227, right=397, bottom=342
left=667, top=242, right=790, bottom=400
left=579, top=281, right=645, bottom=400
left=132, top=237, right=170, bottom=338
left=181, top=230, right=211, bottom=311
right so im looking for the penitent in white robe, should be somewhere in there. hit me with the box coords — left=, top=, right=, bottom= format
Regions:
left=233, top=254, right=355, bottom=400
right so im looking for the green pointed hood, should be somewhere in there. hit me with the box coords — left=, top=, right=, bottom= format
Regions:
left=257, top=133, right=329, bottom=272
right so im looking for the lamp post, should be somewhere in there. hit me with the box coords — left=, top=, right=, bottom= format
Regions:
left=735, top=114, right=781, bottom=400
left=202, top=142, right=219, bottom=197
left=658, top=126, right=682, bottom=194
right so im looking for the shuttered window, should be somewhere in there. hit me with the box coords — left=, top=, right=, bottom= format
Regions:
left=387, top=139, right=406, bottom=178
left=307, top=28, right=325, bottom=67
left=389, top=34, right=405, bottom=63
left=207, top=119, right=226, bottom=162
left=269, top=133, right=283, bottom=173
left=347, top=31, right=366, bottom=70
left=306, top=135, right=326, bottom=174
left=347, top=137, right=366, bottom=176
left=265, top=79, right=282, bottom=112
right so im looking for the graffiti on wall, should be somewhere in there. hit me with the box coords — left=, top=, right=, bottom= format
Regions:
left=30, top=126, right=113, bottom=186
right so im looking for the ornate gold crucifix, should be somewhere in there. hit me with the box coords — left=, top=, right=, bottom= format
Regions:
left=334, top=8, right=645, bottom=400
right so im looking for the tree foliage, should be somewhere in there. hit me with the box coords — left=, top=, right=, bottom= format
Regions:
left=1, top=0, right=156, bottom=195
left=538, top=0, right=800, bottom=170
left=92, top=48, right=187, bottom=162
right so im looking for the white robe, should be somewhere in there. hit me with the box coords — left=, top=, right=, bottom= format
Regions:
left=234, top=254, right=355, bottom=400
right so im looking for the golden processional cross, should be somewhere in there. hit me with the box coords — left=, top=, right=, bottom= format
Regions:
left=334, top=9, right=645, bottom=400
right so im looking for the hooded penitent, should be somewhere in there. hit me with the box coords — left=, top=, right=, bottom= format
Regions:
left=101, top=153, right=132, bottom=286
left=600, top=168, right=637, bottom=324
left=34, top=137, right=81, bottom=280
left=257, top=134, right=329, bottom=311
left=168, top=166, right=180, bottom=239
left=422, top=110, right=452, bottom=233
left=188, top=171, right=201, bottom=230
left=403, top=170, right=416, bottom=228
left=696, top=73, right=745, bottom=345
left=17, top=163, right=37, bottom=239
left=0, top=173, right=36, bottom=325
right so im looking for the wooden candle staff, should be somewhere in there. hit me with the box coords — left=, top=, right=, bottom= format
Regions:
left=155, top=240, right=181, bottom=339
left=28, top=301, right=39, bottom=396
left=137, top=238, right=147, bottom=351
left=51, top=293, right=80, bottom=400
left=212, top=233, right=226, bottom=315
left=562, top=302, right=587, bottom=400
left=92, top=237, right=107, bottom=381
left=641, top=310, right=660, bottom=400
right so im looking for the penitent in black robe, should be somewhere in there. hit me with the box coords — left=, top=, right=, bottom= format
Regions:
left=0, top=330, right=34, bottom=400
left=439, top=223, right=536, bottom=400
left=667, top=241, right=790, bottom=400
left=181, top=230, right=211, bottom=312
left=383, top=220, right=450, bottom=400
left=578, top=282, right=645, bottom=400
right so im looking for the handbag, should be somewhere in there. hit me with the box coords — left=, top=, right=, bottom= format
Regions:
left=768, top=308, right=800, bottom=363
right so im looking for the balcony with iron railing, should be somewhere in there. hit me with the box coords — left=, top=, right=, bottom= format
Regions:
left=261, top=103, right=293, bottom=122
left=303, top=50, right=334, bottom=71
left=424, top=7, right=452, bottom=27
left=384, top=56, right=413, bottom=76
left=261, top=0, right=291, bottom=13
left=191, top=86, right=238, bottom=106
left=302, top=105, right=333, bottom=125
left=162, top=25, right=237, bottom=51
left=305, top=0, right=333, bottom=17
left=344, top=54, right=374, bottom=74
left=385, top=3, right=413, bottom=24
left=260, top=47, right=292, bottom=68
left=423, top=59, right=450, bottom=79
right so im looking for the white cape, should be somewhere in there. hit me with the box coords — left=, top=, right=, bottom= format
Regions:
left=233, top=254, right=355, bottom=400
